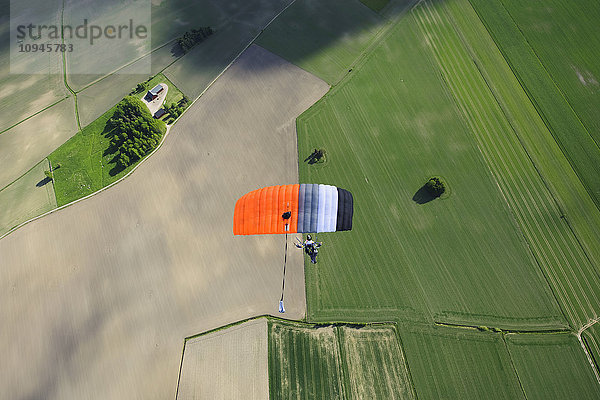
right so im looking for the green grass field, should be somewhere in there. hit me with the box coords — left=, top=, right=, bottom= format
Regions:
left=506, top=332, right=600, bottom=399
left=0, top=159, right=57, bottom=237
left=412, top=0, right=600, bottom=330
left=297, top=14, right=563, bottom=329
left=257, top=0, right=385, bottom=84
left=399, top=324, right=524, bottom=399
left=48, top=94, right=167, bottom=206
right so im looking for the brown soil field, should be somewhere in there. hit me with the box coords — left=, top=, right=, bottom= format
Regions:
left=0, top=45, right=328, bottom=399
left=177, top=318, right=269, bottom=399
left=0, top=98, right=78, bottom=190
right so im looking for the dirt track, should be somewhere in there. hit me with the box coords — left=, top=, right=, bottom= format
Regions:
left=0, top=45, right=328, bottom=400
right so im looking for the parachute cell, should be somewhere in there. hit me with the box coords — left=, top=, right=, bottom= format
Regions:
left=233, top=184, right=353, bottom=235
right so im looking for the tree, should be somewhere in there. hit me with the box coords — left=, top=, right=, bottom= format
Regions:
left=424, top=177, right=445, bottom=198
left=44, top=170, right=53, bottom=180
left=108, top=96, right=166, bottom=170
left=177, top=27, right=214, bottom=54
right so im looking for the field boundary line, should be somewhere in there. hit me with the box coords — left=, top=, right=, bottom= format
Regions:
left=392, top=325, right=421, bottom=400
left=0, top=97, right=69, bottom=135
left=60, top=0, right=81, bottom=131
left=0, top=0, right=302, bottom=242
left=502, top=334, right=529, bottom=400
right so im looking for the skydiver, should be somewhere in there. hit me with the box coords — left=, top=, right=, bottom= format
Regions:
left=296, top=234, right=322, bottom=264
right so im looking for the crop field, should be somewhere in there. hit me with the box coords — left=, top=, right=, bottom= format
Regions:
left=498, top=0, right=600, bottom=146
left=269, top=321, right=345, bottom=399
left=339, top=326, right=415, bottom=399
left=66, top=0, right=285, bottom=91
left=257, top=0, right=384, bottom=85
left=0, top=159, right=57, bottom=237
left=582, top=323, right=600, bottom=377
left=0, top=98, right=77, bottom=190
left=0, top=45, right=325, bottom=400
left=506, top=332, right=600, bottom=399
left=177, top=318, right=269, bottom=400
left=471, top=0, right=600, bottom=211
left=0, top=0, right=68, bottom=130
left=297, top=14, right=563, bottom=329
left=269, top=321, right=414, bottom=399
left=412, top=0, right=600, bottom=330
left=399, top=324, right=524, bottom=399
left=163, top=1, right=292, bottom=98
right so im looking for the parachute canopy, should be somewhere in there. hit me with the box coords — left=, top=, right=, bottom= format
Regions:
left=234, top=184, right=353, bottom=235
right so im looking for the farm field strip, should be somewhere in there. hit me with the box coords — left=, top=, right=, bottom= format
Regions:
left=466, top=0, right=600, bottom=269
left=399, top=324, right=525, bottom=399
left=0, top=159, right=57, bottom=237
left=269, top=321, right=346, bottom=399
left=413, top=0, right=600, bottom=329
left=177, top=318, right=269, bottom=400
left=339, top=326, right=415, bottom=399
left=498, top=0, right=600, bottom=149
left=0, top=97, right=78, bottom=191
left=505, top=332, right=600, bottom=399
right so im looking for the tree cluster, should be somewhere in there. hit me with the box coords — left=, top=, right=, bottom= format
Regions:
left=424, top=177, right=445, bottom=198
left=108, top=96, right=166, bottom=169
left=164, top=96, right=190, bottom=120
left=177, top=27, right=214, bottom=54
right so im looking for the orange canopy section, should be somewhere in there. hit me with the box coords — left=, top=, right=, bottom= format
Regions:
left=233, top=184, right=300, bottom=235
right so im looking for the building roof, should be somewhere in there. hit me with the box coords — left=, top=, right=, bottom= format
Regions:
left=154, top=108, right=166, bottom=118
left=149, top=84, right=164, bottom=95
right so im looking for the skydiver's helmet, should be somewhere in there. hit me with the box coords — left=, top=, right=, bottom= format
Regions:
left=306, top=234, right=312, bottom=241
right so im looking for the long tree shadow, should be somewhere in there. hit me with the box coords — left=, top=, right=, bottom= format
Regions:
left=412, top=185, right=435, bottom=204
left=36, top=177, right=52, bottom=187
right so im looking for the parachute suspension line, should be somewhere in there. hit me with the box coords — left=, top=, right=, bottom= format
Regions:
left=279, top=231, right=288, bottom=313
